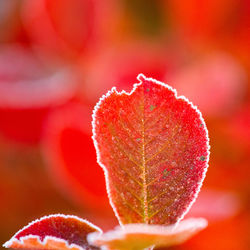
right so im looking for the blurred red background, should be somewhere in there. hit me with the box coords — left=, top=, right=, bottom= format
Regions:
left=0, top=1, right=249, bottom=249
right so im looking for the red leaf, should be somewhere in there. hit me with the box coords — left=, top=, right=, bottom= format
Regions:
left=42, top=103, right=111, bottom=212
left=0, top=45, right=78, bottom=144
left=187, top=189, right=240, bottom=221
left=92, top=74, right=210, bottom=225
left=22, top=0, right=96, bottom=59
left=3, top=214, right=102, bottom=250
left=88, top=218, right=208, bottom=250
left=170, top=53, right=246, bottom=117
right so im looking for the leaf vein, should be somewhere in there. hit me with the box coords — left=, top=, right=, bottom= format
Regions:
left=119, top=165, right=143, bottom=187
left=108, top=124, right=143, bottom=169
left=113, top=184, right=143, bottom=218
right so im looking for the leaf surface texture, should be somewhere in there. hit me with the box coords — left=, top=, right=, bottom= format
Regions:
left=93, top=74, right=210, bottom=225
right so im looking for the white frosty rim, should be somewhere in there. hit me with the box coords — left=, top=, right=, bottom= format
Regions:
left=87, top=217, right=208, bottom=248
left=92, top=73, right=210, bottom=226
left=3, top=235, right=84, bottom=250
left=3, top=214, right=102, bottom=249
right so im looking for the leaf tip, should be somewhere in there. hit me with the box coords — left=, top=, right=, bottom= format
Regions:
left=137, top=73, right=147, bottom=82
left=2, top=240, right=11, bottom=248
left=3, top=233, right=19, bottom=249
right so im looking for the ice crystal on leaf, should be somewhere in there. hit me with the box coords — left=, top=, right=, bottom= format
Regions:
left=3, top=74, right=210, bottom=250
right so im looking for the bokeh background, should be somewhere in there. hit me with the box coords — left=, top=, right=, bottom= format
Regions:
left=0, top=0, right=249, bottom=249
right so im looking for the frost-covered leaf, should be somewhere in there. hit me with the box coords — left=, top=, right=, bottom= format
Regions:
left=3, top=214, right=102, bottom=250
left=92, top=74, right=210, bottom=225
left=88, top=218, right=207, bottom=250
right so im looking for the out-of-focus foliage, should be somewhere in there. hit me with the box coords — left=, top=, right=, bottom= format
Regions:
left=0, top=0, right=249, bottom=249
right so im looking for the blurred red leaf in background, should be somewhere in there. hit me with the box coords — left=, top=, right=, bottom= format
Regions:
left=0, top=45, right=79, bottom=144
left=42, top=103, right=112, bottom=213
left=22, top=0, right=96, bottom=60
left=170, top=52, right=247, bottom=117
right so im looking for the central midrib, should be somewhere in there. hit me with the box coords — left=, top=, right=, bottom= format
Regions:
left=141, top=89, right=149, bottom=224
